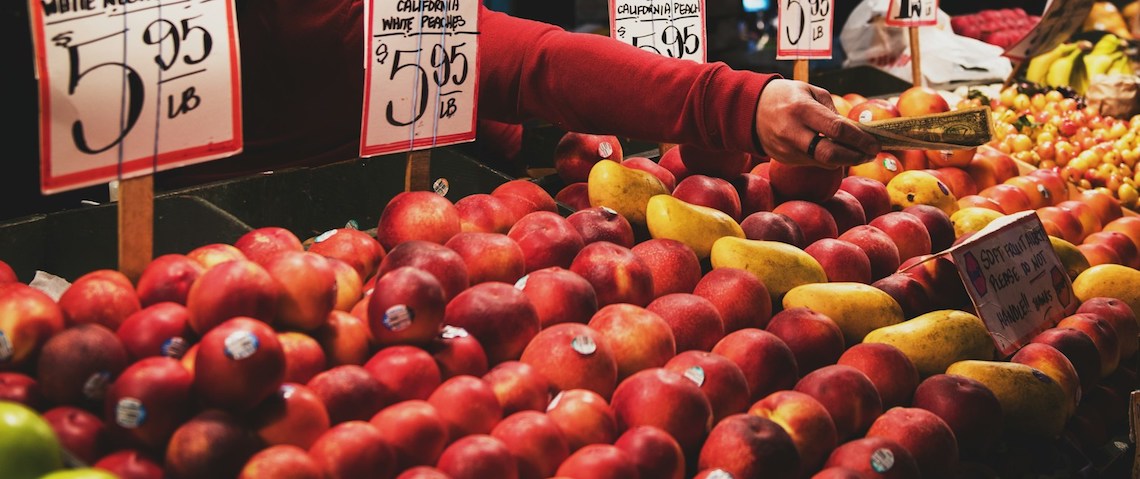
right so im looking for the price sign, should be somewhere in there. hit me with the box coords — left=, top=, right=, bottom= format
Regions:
left=949, top=210, right=1078, bottom=357
left=28, top=0, right=242, bottom=194
left=1003, top=0, right=1095, bottom=61
left=610, top=0, right=707, bottom=63
left=776, top=0, right=833, bottom=60
left=361, top=0, right=480, bottom=157
left=885, top=0, right=938, bottom=27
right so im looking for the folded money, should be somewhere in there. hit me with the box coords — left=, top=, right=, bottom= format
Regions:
left=855, top=107, right=995, bottom=150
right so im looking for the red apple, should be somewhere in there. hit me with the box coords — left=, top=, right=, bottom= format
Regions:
left=567, top=207, right=636, bottom=248
left=749, top=390, right=839, bottom=476
left=93, top=449, right=163, bottom=479
left=185, top=260, right=280, bottom=334
left=769, top=160, right=844, bottom=203
left=555, top=132, right=624, bottom=183
left=740, top=211, right=807, bottom=247
left=364, top=345, right=442, bottom=403
left=306, top=364, right=391, bottom=424
left=665, top=350, right=750, bottom=423
left=647, top=293, right=725, bottom=352
left=135, top=254, right=205, bottom=307
left=308, top=228, right=385, bottom=282
left=491, top=410, right=570, bottom=479
left=570, top=241, right=654, bottom=307
left=631, top=238, right=703, bottom=297
left=515, top=266, right=598, bottom=328
left=482, top=361, right=552, bottom=416
left=369, top=266, right=448, bottom=347
left=36, top=323, right=129, bottom=409
left=773, top=200, right=839, bottom=244
left=57, top=269, right=140, bottom=329
left=456, top=193, right=518, bottom=234
left=370, top=399, right=450, bottom=469
left=869, top=212, right=932, bottom=263
left=234, top=227, right=303, bottom=266
left=614, top=425, right=686, bottom=479
left=0, top=372, right=45, bottom=409
left=697, top=413, right=799, bottom=479
left=837, top=343, right=920, bottom=410
left=823, top=436, right=920, bottom=479
left=623, top=157, right=678, bottom=191
left=428, top=374, right=503, bottom=440
left=840, top=176, right=893, bottom=222
left=610, top=367, right=714, bottom=455
left=428, top=325, right=490, bottom=379
left=105, top=356, right=193, bottom=451
left=554, top=183, right=592, bottom=212
left=377, top=191, right=461, bottom=250
left=794, top=365, right=883, bottom=441
left=508, top=211, right=586, bottom=273
left=544, top=388, right=618, bottom=452
left=766, top=307, right=845, bottom=374
left=693, top=267, right=773, bottom=332
left=315, top=310, right=371, bottom=367
left=712, top=328, right=799, bottom=402
left=278, top=331, right=328, bottom=384
left=805, top=238, right=873, bottom=283
left=911, top=374, right=1003, bottom=458
left=0, top=283, right=65, bottom=371
left=1077, top=297, right=1139, bottom=359
left=443, top=282, right=541, bottom=366
left=193, top=317, right=285, bottom=411
left=43, top=406, right=107, bottom=464
left=186, top=243, right=247, bottom=270
left=164, top=409, right=262, bottom=479
left=308, top=421, right=397, bottom=479
left=238, top=444, right=323, bottom=479
left=731, top=173, right=775, bottom=217
left=673, top=174, right=744, bottom=220
left=252, top=382, right=330, bottom=450
left=520, top=322, right=618, bottom=399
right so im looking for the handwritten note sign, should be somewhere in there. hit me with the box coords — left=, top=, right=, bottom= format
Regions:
left=29, top=0, right=242, bottom=194
left=1003, top=0, right=1095, bottom=61
left=610, top=0, right=707, bottom=63
left=885, top=0, right=938, bottom=27
left=361, top=0, right=480, bottom=157
left=950, top=210, right=1077, bottom=356
left=776, top=0, right=833, bottom=60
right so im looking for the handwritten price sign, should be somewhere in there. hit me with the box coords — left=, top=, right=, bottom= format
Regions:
left=361, top=0, right=479, bottom=157
left=1003, top=0, right=1095, bottom=61
left=610, top=0, right=707, bottom=63
left=776, top=0, right=833, bottom=60
left=28, top=0, right=242, bottom=194
left=885, top=0, right=938, bottom=27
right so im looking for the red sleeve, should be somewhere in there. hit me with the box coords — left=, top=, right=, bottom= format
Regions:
left=478, top=6, right=778, bottom=155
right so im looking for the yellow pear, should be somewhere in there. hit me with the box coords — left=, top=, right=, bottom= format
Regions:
left=1072, top=263, right=1140, bottom=321
left=587, top=159, right=670, bottom=225
left=1050, top=235, right=1091, bottom=280
left=645, top=195, right=744, bottom=259
left=887, top=170, right=959, bottom=216
left=863, top=309, right=996, bottom=377
left=950, top=207, right=1004, bottom=238
left=709, top=236, right=826, bottom=303
left=946, top=360, right=1070, bottom=438
left=783, top=282, right=905, bottom=346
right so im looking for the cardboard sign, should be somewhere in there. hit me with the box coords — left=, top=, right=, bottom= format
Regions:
left=28, top=0, right=243, bottom=194
left=1003, top=0, right=1096, bottom=61
left=610, top=0, right=707, bottom=63
left=776, top=0, right=834, bottom=59
left=885, top=0, right=938, bottom=27
left=360, top=0, right=480, bottom=157
left=950, top=210, right=1077, bottom=357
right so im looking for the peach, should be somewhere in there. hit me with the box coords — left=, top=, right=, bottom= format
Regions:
left=370, top=400, right=449, bottom=469
left=869, top=212, right=932, bottom=263
left=849, top=151, right=902, bottom=185
left=823, top=436, right=920, bottom=479
left=164, top=410, right=262, bottom=479
left=896, top=86, right=950, bottom=117
left=910, top=373, right=1002, bottom=458
left=1057, top=313, right=1121, bottom=378
left=492, top=179, right=559, bottom=215
left=847, top=99, right=900, bottom=123
left=251, top=383, right=331, bottom=450
left=871, top=272, right=935, bottom=319
left=678, top=144, right=751, bottom=178
left=967, top=145, right=1019, bottom=190
left=490, top=411, right=569, bottom=479
left=623, top=157, right=678, bottom=191
left=749, top=390, right=839, bottom=476
left=234, top=227, right=304, bottom=266
left=712, top=328, right=799, bottom=402
left=265, top=251, right=337, bottom=331
left=482, top=361, right=552, bottom=416
left=428, top=375, right=503, bottom=440
left=315, top=310, right=371, bottom=367
left=427, top=326, right=489, bottom=379
left=115, top=302, right=192, bottom=361
left=377, top=240, right=469, bottom=301
left=544, top=389, right=618, bottom=452
left=1083, top=231, right=1139, bottom=268
left=665, top=350, right=751, bottom=423
left=238, top=445, right=322, bottom=479
left=57, top=269, right=140, bottom=329
left=587, top=304, right=676, bottom=380
left=554, top=183, right=591, bottom=212
left=135, top=254, right=205, bottom=307
left=822, top=190, right=868, bottom=235
left=186, top=260, right=280, bottom=334
left=697, top=413, right=799, bottom=479
left=934, top=167, right=979, bottom=198
left=647, top=293, right=725, bottom=352
left=732, top=173, right=776, bottom=217
left=659, top=146, right=692, bottom=182
left=610, top=368, right=714, bottom=455
left=1077, top=297, right=1139, bottom=359
left=0, top=283, right=65, bottom=371
left=520, top=323, right=618, bottom=399
left=840, top=175, right=893, bottom=222
left=515, top=267, right=598, bottom=328
left=1103, top=216, right=1140, bottom=252
left=837, top=343, right=920, bottom=409
left=838, top=225, right=901, bottom=281
left=1078, top=188, right=1124, bottom=227
left=554, top=132, right=624, bottom=183
left=567, top=207, right=635, bottom=248
left=794, top=365, right=882, bottom=441
left=555, top=444, right=639, bottom=479
left=769, top=160, right=844, bottom=203
left=307, top=365, right=391, bottom=424
left=673, top=174, right=744, bottom=220
left=103, top=356, right=193, bottom=452
left=773, top=200, right=839, bottom=244
left=186, top=243, right=247, bottom=270
left=902, top=204, right=955, bottom=253
left=445, top=232, right=526, bottom=285
left=693, top=267, right=773, bottom=332
left=978, top=184, right=1032, bottom=214
left=36, top=323, right=128, bottom=409
left=278, top=332, right=327, bottom=384
left=307, top=228, right=385, bottom=281
left=1057, top=200, right=1102, bottom=242
left=1030, top=327, right=1103, bottom=394
left=614, top=425, right=686, bottom=479
left=631, top=238, right=703, bottom=297
left=369, top=266, right=447, bottom=347
left=364, top=345, right=442, bottom=403
left=866, top=407, right=959, bottom=479
left=308, top=421, right=397, bottom=479
left=1010, top=343, right=1082, bottom=416
left=766, top=307, right=845, bottom=374
left=456, top=193, right=518, bottom=234
left=570, top=241, right=654, bottom=307
left=508, top=211, right=585, bottom=273
left=805, top=238, right=873, bottom=284
left=443, top=282, right=540, bottom=366
left=741, top=211, right=806, bottom=247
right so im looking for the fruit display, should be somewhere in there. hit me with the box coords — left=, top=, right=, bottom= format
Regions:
left=1024, top=34, right=1133, bottom=95
left=4, top=84, right=1140, bottom=477
left=950, top=8, right=1040, bottom=49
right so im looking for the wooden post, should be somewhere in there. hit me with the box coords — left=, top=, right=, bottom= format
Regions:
left=405, top=150, right=432, bottom=191
left=117, top=175, right=153, bottom=282
left=908, top=26, right=922, bottom=86
left=794, top=59, right=809, bottom=82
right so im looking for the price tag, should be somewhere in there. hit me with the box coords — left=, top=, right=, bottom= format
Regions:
left=610, top=0, right=707, bottom=63
left=29, top=0, right=243, bottom=194
left=885, top=0, right=938, bottom=27
left=776, top=0, right=833, bottom=60
left=361, top=0, right=480, bottom=157
left=1003, top=0, right=1096, bottom=62
left=949, top=210, right=1078, bottom=357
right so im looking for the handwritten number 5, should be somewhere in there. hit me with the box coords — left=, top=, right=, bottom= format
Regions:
left=785, top=0, right=805, bottom=45
left=386, top=49, right=429, bottom=127
left=64, top=34, right=144, bottom=154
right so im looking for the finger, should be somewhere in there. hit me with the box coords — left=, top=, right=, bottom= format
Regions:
left=809, top=85, right=838, bottom=114
left=814, top=137, right=877, bottom=168
left=802, top=104, right=880, bottom=157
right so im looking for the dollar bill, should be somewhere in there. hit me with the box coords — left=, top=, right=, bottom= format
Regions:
left=855, top=106, right=995, bottom=150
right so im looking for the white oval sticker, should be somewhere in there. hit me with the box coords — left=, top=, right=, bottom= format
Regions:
left=115, top=397, right=147, bottom=429
left=383, top=305, right=414, bottom=331
left=223, top=331, right=259, bottom=360
left=870, top=448, right=895, bottom=472
left=571, top=335, right=597, bottom=356
left=684, top=365, right=706, bottom=387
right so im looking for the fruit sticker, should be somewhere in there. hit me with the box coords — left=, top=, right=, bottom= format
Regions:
left=383, top=305, right=415, bottom=332
left=82, top=371, right=111, bottom=400
left=683, top=365, right=706, bottom=387
left=115, top=397, right=147, bottom=429
left=432, top=178, right=450, bottom=197
left=161, top=337, right=188, bottom=359
left=514, top=275, right=529, bottom=290
left=870, top=447, right=896, bottom=472
left=223, top=330, right=259, bottom=360
left=882, top=156, right=899, bottom=172
left=598, top=142, right=614, bottom=159
left=571, top=335, right=597, bottom=356
left=0, top=331, right=12, bottom=363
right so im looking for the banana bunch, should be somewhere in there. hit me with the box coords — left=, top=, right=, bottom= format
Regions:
left=1025, top=34, right=1134, bottom=94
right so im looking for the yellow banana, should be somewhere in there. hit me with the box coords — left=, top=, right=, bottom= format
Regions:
left=1046, top=45, right=1085, bottom=88
left=1084, top=51, right=1124, bottom=80
left=1026, top=43, right=1078, bottom=85
left=1110, top=54, right=1134, bottom=75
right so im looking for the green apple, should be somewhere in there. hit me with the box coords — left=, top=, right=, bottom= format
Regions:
left=39, top=467, right=119, bottom=479
left=0, top=400, right=64, bottom=479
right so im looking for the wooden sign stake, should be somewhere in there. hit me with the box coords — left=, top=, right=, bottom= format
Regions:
left=908, top=26, right=922, bottom=86
left=793, top=59, right=809, bottom=82
left=405, top=150, right=433, bottom=192
left=117, top=175, right=153, bottom=282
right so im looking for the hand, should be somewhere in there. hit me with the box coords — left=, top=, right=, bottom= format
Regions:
left=755, top=79, right=880, bottom=168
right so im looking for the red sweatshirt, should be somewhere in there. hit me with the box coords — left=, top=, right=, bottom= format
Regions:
left=159, top=3, right=776, bottom=184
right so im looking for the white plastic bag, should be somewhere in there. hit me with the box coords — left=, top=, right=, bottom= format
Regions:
left=840, top=0, right=1014, bottom=88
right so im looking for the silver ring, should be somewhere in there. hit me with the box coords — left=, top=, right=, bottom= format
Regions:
left=807, top=135, right=825, bottom=158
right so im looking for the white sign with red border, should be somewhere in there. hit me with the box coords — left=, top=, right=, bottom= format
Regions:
left=610, top=0, right=707, bottom=63
left=361, top=0, right=480, bottom=157
left=776, top=0, right=834, bottom=60
left=885, top=0, right=938, bottom=27
left=1003, top=0, right=1096, bottom=62
left=28, top=0, right=243, bottom=194
left=949, top=210, right=1078, bottom=357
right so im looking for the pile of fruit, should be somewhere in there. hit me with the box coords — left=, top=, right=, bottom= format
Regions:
left=5, top=80, right=1140, bottom=478
left=950, top=8, right=1040, bottom=49
left=1024, top=34, right=1133, bottom=95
